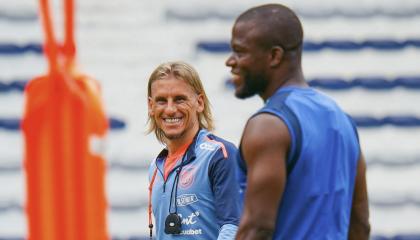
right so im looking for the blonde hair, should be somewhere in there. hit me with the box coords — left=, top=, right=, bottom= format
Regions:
left=147, top=61, right=214, bottom=143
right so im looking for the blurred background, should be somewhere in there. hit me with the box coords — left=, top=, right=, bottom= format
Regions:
left=1, top=0, right=420, bottom=239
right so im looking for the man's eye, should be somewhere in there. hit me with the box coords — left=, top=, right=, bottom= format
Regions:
left=233, top=46, right=243, bottom=53
left=175, top=97, right=187, bottom=103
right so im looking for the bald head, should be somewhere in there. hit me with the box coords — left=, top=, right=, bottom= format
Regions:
left=236, top=4, right=303, bottom=52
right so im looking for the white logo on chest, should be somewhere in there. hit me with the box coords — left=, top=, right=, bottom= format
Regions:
left=177, top=194, right=198, bottom=207
left=179, top=211, right=200, bottom=225
left=199, top=142, right=216, bottom=151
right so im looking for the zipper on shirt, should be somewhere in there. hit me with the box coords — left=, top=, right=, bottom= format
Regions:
left=155, top=155, right=195, bottom=193
left=155, top=161, right=182, bottom=193
left=163, top=165, right=183, bottom=193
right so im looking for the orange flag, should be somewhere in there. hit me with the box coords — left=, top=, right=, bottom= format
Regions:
left=21, top=0, right=109, bottom=239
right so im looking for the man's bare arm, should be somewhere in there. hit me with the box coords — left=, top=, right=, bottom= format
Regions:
left=348, top=153, right=370, bottom=240
left=235, top=114, right=290, bottom=240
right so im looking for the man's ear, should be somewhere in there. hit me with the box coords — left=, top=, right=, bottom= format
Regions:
left=196, top=94, right=204, bottom=113
left=270, top=46, right=284, bottom=67
left=148, top=97, right=154, bottom=116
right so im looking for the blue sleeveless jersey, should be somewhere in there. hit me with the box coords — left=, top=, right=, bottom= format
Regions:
left=149, top=129, right=241, bottom=239
left=240, top=86, right=360, bottom=239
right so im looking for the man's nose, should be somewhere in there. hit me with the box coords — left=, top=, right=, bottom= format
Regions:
left=165, top=100, right=177, bottom=113
left=225, top=54, right=235, bottom=67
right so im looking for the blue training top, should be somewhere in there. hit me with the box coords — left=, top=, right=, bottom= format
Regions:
left=238, top=86, right=360, bottom=239
left=149, top=129, right=241, bottom=239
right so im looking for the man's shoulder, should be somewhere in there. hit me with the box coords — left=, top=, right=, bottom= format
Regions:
left=195, top=131, right=238, bottom=162
left=205, top=133, right=237, bottom=151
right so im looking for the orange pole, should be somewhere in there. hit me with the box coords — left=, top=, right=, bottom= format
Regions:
left=38, top=0, right=59, bottom=74
left=23, top=0, right=110, bottom=239
left=64, top=0, right=75, bottom=59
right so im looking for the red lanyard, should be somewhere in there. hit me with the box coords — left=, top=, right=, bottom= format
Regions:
left=148, top=168, right=158, bottom=239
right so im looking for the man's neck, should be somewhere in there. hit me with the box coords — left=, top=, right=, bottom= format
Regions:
left=166, top=128, right=199, bottom=155
left=261, top=68, right=307, bottom=101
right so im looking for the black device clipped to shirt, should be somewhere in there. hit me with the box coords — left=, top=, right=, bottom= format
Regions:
left=164, top=212, right=182, bottom=234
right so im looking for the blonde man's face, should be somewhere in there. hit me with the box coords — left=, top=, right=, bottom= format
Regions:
left=148, top=76, right=204, bottom=142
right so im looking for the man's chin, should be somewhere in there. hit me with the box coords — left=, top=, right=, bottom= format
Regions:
left=164, top=132, right=184, bottom=140
left=235, top=89, right=256, bottom=99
